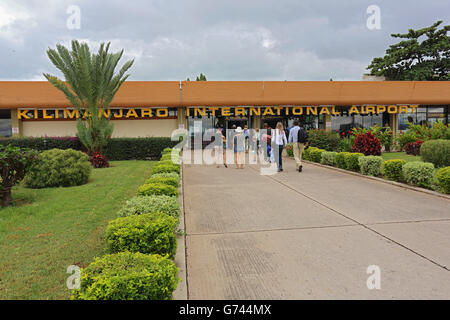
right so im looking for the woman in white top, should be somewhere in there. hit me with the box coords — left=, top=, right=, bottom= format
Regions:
left=272, top=122, right=288, bottom=172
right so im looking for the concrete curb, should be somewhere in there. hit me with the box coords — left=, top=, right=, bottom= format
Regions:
left=173, top=163, right=188, bottom=300
left=298, top=158, right=450, bottom=201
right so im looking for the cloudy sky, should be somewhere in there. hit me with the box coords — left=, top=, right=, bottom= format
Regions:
left=0, top=0, right=448, bottom=81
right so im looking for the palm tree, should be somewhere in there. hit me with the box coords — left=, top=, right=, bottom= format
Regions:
left=44, top=40, right=134, bottom=155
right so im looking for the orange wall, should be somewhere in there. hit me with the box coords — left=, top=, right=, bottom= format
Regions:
left=0, top=81, right=449, bottom=109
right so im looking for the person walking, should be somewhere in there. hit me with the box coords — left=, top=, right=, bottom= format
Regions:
left=233, top=126, right=245, bottom=169
left=272, top=122, right=287, bottom=172
left=288, top=120, right=308, bottom=172
left=215, top=127, right=228, bottom=168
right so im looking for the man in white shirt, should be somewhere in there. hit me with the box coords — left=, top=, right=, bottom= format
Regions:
left=288, top=121, right=308, bottom=172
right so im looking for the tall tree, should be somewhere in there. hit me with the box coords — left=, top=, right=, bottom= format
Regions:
left=44, top=40, right=134, bottom=154
left=196, top=73, right=207, bottom=81
left=367, top=21, right=450, bottom=80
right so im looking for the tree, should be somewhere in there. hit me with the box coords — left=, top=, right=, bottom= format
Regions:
left=44, top=40, right=134, bottom=155
left=196, top=73, right=207, bottom=81
left=367, top=21, right=450, bottom=80
left=0, top=145, right=38, bottom=207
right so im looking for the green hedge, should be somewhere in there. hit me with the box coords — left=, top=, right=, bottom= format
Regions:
left=157, top=160, right=180, bottom=167
left=118, top=195, right=181, bottom=219
left=70, top=252, right=179, bottom=300
left=420, top=139, right=450, bottom=168
left=138, top=183, right=178, bottom=197
left=344, top=152, right=364, bottom=171
left=24, top=149, right=91, bottom=188
left=436, top=167, right=450, bottom=194
left=145, top=176, right=179, bottom=188
left=106, top=212, right=178, bottom=258
left=335, top=152, right=349, bottom=169
left=309, top=148, right=325, bottom=163
left=0, top=137, right=177, bottom=160
left=381, top=159, right=406, bottom=181
left=152, top=164, right=181, bottom=175
left=150, top=172, right=180, bottom=183
left=402, top=161, right=435, bottom=188
left=320, top=151, right=337, bottom=166
left=358, top=156, right=383, bottom=176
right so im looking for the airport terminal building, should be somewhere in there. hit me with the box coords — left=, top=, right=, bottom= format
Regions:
left=0, top=81, right=449, bottom=138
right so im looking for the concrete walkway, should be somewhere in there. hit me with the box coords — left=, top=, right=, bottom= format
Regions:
left=183, top=155, right=450, bottom=299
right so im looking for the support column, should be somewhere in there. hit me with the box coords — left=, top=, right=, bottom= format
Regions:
left=324, top=114, right=332, bottom=132
left=177, top=107, right=187, bottom=129
left=10, top=109, right=22, bottom=137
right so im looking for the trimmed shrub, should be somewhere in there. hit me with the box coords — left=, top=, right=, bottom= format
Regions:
left=396, top=131, right=418, bottom=151
left=24, top=149, right=91, bottom=188
left=335, top=152, right=349, bottom=169
left=118, top=195, right=180, bottom=219
left=0, top=137, right=177, bottom=160
left=402, top=161, right=435, bottom=188
left=157, top=160, right=180, bottom=167
left=302, top=147, right=317, bottom=161
left=160, top=153, right=180, bottom=162
left=359, top=156, right=383, bottom=176
left=344, top=152, right=364, bottom=171
left=150, top=171, right=180, bottom=182
left=70, top=252, right=179, bottom=300
left=89, top=152, right=110, bottom=168
left=321, top=151, right=337, bottom=166
left=381, top=159, right=406, bottom=181
left=138, top=183, right=178, bottom=197
left=420, top=140, right=450, bottom=168
left=309, top=148, right=325, bottom=163
left=436, top=167, right=450, bottom=194
left=352, top=132, right=382, bottom=156
left=152, top=164, right=181, bottom=175
left=404, top=140, right=423, bottom=156
left=145, top=176, right=179, bottom=188
left=106, top=212, right=177, bottom=258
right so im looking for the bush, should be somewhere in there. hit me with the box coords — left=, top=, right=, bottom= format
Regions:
left=24, top=149, right=92, bottom=188
left=381, top=159, right=406, bottom=181
left=0, top=144, right=39, bottom=207
left=436, top=167, right=450, bottom=194
left=118, top=195, right=180, bottom=219
left=89, top=152, right=110, bottom=168
left=395, top=131, right=418, bottom=150
left=106, top=212, right=177, bottom=258
left=352, top=132, right=382, bottom=156
left=344, top=152, right=364, bottom=171
left=302, top=147, right=317, bottom=161
left=145, top=176, right=179, bottom=188
left=335, top=152, right=349, bottom=169
left=160, top=153, right=180, bottom=162
left=157, top=160, right=180, bottom=167
left=309, top=148, right=325, bottom=163
left=404, top=140, right=423, bottom=156
left=321, top=151, right=337, bottom=166
left=152, top=164, right=181, bottom=175
left=150, top=172, right=180, bottom=182
left=402, top=161, right=435, bottom=188
left=420, top=140, right=450, bottom=168
left=0, top=137, right=178, bottom=160
left=359, top=156, right=383, bottom=176
left=70, top=252, right=179, bottom=300
left=138, top=183, right=178, bottom=197
left=286, top=144, right=294, bottom=157
left=307, top=130, right=340, bottom=151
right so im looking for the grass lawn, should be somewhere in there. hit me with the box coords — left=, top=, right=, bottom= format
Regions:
left=381, top=152, right=422, bottom=163
left=0, top=160, right=154, bottom=300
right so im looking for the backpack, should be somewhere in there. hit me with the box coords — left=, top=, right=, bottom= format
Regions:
left=297, top=127, right=308, bottom=143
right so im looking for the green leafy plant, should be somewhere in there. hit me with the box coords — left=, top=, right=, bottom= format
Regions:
left=145, top=176, right=179, bottom=188
left=320, top=151, right=337, bottom=166
left=157, top=160, right=180, bottom=167
left=335, top=152, right=350, bottom=169
left=352, top=132, right=382, bottom=156
left=420, top=139, right=450, bottom=168
left=307, top=129, right=340, bottom=151
left=106, top=212, right=178, bottom=258
left=44, top=40, right=134, bottom=155
left=150, top=172, right=180, bottom=182
left=402, top=161, right=435, bottom=188
left=24, top=149, right=92, bottom=188
left=151, top=164, right=181, bottom=175
left=435, top=167, right=450, bottom=194
left=0, top=145, right=39, bottom=207
left=309, top=148, right=325, bottom=163
left=381, top=159, right=406, bottom=181
left=70, top=252, right=179, bottom=300
left=359, top=156, right=383, bottom=176
left=395, top=131, right=418, bottom=151
left=137, top=183, right=178, bottom=197
left=344, top=153, right=364, bottom=171
left=118, top=195, right=180, bottom=219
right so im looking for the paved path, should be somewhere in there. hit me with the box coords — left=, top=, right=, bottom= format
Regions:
left=183, top=155, right=450, bottom=299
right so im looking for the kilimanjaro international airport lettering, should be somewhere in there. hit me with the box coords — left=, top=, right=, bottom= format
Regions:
left=17, top=107, right=172, bottom=120
left=186, top=105, right=419, bottom=117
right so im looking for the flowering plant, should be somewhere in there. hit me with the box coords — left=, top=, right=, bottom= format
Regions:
left=89, top=152, right=110, bottom=168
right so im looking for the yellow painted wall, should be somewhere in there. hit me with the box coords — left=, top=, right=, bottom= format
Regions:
left=22, top=119, right=178, bottom=137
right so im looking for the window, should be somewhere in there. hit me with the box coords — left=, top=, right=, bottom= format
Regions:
left=0, top=110, right=12, bottom=137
